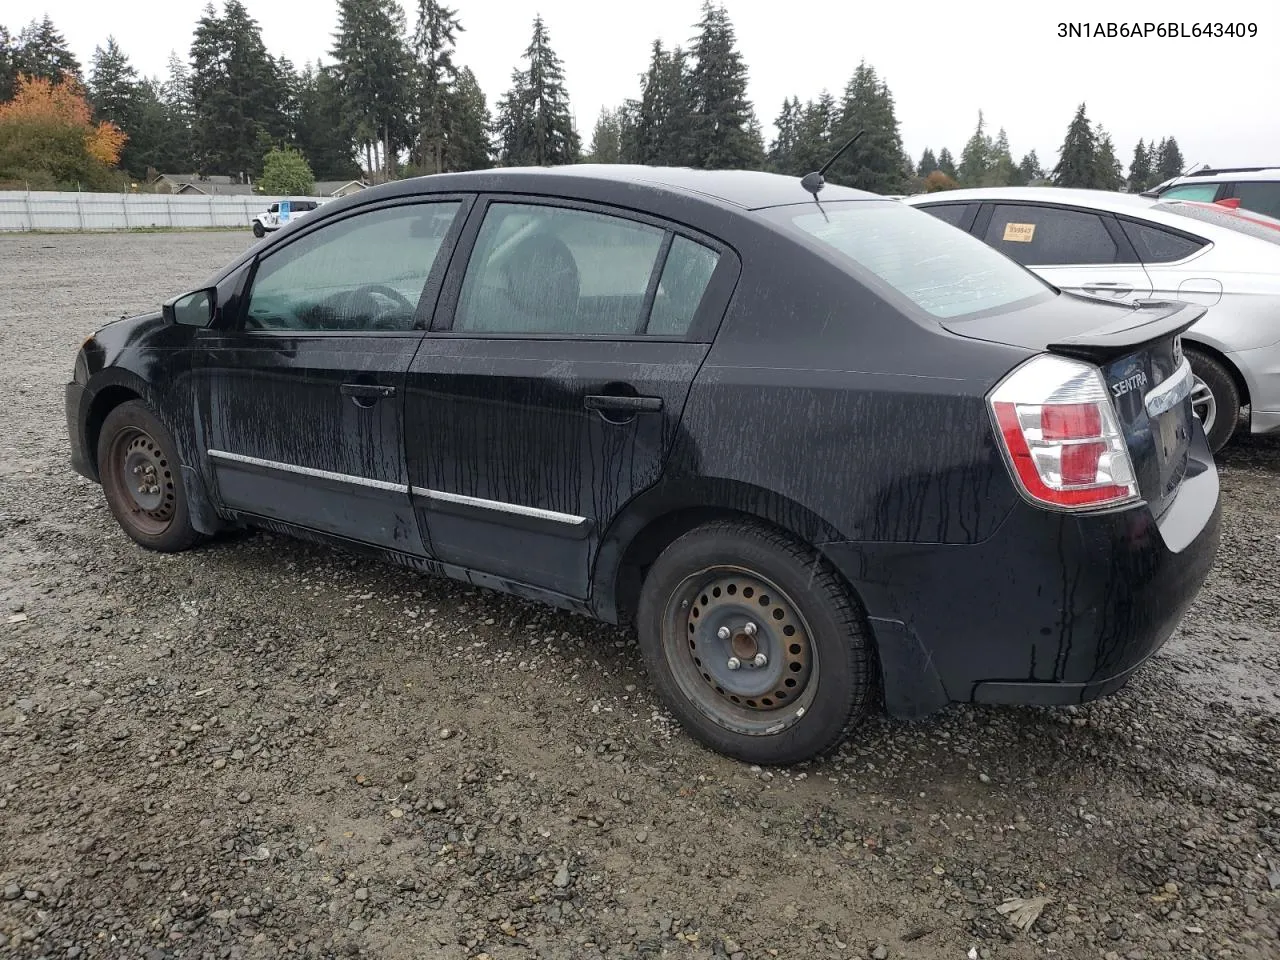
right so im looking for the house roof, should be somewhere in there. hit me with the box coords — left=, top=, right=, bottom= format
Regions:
left=314, top=179, right=368, bottom=195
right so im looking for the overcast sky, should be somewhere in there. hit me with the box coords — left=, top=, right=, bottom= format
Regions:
left=15, top=0, right=1280, bottom=172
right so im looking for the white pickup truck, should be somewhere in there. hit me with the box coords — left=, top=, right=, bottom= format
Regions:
left=251, top=198, right=322, bottom=238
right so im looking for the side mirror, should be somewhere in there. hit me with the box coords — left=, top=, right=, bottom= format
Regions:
left=163, top=287, right=216, bottom=327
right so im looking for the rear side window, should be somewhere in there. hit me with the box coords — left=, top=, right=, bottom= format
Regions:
left=1159, top=183, right=1220, bottom=202
left=768, top=201, right=1049, bottom=319
left=1119, top=221, right=1206, bottom=263
left=1232, top=182, right=1280, bottom=219
left=982, top=204, right=1118, bottom=266
left=453, top=203, right=714, bottom=337
left=649, top=236, right=720, bottom=336
left=918, top=203, right=969, bottom=227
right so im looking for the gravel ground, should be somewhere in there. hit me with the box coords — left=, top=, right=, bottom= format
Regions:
left=1, top=231, right=1278, bottom=960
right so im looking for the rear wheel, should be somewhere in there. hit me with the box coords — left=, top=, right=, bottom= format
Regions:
left=1186, top=348, right=1240, bottom=453
left=636, top=520, right=876, bottom=765
left=97, top=400, right=202, bottom=552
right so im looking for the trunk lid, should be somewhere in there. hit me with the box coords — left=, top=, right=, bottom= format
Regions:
left=945, top=294, right=1206, bottom=518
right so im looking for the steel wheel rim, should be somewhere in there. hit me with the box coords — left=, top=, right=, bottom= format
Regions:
left=1190, top=375, right=1216, bottom=436
left=662, top=565, right=819, bottom=737
left=109, top=427, right=176, bottom=536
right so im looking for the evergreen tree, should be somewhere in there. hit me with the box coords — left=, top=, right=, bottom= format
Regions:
left=271, top=56, right=301, bottom=145
left=89, top=38, right=147, bottom=177
left=123, top=79, right=183, bottom=178
left=958, top=111, right=991, bottom=186
left=916, top=147, right=938, bottom=178
left=768, top=97, right=801, bottom=174
left=495, top=16, right=579, bottom=166
left=828, top=61, right=905, bottom=193
left=586, top=107, right=623, bottom=163
left=620, top=41, right=694, bottom=166
left=1052, top=103, right=1098, bottom=188
left=14, top=16, right=81, bottom=85
left=190, top=1, right=287, bottom=179
left=1014, top=150, right=1043, bottom=186
left=446, top=66, right=491, bottom=170
left=986, top=127, right=1015, bottom=186
left=332, top=0, right=414, bottom=178
left=687, top=3, right=762, bottom=169
left=1155, top=136, right=1184, bottom=181
left=412, top=0, right=462, bottom=173
left=0, top=27, right=19, bottom=102
left=295, top=64, right=360, bottom=179
left=936, top=147, right=957, bottom=179
left=158, top=51, right=196, bottom=173
left=1093, top=126, right=1124, bottom=191
left=1128, top=138, right=1152, bottom=192
left=791, top=91, right=836, bottom=175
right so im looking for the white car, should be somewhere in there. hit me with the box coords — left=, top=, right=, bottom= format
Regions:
left=904, top=187, right=1280, bottom=451
left=1143, top=166, right=1280, bottom=220
left=251, top=198, right=321, bottom=238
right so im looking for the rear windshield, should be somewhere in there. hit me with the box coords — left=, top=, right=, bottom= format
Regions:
left=1157, top=201, right=1280, bottom=245
left=764, top=200, right=1050, bottom=318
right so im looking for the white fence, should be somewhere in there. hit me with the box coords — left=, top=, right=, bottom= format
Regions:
left=0, top=191, right=287, bottom=232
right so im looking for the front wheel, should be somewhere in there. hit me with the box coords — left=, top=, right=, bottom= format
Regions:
left=636, top=520, right=876, bottom=765
left=97, top=400, right=203, bottom=552
left=252, top=221, right=266, bottom=238
left=1186, top=348, right=1240, bottom=454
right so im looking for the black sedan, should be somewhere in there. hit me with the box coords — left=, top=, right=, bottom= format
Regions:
left=65, top=166, right=1221, bottom=765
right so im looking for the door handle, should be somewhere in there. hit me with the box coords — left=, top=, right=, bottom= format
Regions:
left=584, top=394, right=663, bottom=413
left=1081, top=282, right=1132, bottom=296
left=341, top=383, right=396, bottom=408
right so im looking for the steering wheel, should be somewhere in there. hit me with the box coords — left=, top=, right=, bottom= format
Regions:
left=332, top=284, right=418, bottom=331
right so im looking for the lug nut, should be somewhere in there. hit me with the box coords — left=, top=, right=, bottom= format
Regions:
left=743, top=622, right=757, bottom=636
left=727, top=656, right=741, bottom=671
left=752, top=653, right=768, bottom=668
left=717, top=626, right=731, bottom=640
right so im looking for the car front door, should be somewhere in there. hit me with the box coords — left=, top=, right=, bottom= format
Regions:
left=198, top=197, right=469, bottom=553
left=404, top=197, right=738, bottom=599
left=975, top=202, right=1153, bottom=302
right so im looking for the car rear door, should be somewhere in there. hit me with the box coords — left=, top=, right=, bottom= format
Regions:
left=403, top=196, right=739, bottom=599
left=975, top=202, right=1153, bottom=302
left=198, top=197, right=469, bottom=553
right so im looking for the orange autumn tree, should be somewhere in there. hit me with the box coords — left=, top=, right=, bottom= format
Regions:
left=0, top=73, right=127, bottom=188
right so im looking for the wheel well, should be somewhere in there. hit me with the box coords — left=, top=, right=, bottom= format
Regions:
left=85, top=386, right=141, bottom=476
left=1183, top=339, right=1249, bottom=407
left=611, top=506, right=843, bottom=627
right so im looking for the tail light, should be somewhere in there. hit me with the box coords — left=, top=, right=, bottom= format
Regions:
left=988, top=354, right=1139, bottom=510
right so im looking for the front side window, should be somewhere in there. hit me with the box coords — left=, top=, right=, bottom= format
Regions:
left=768, top=200, right=1049, bottom=319
left=1231, top=182, right=1280, bottom=219
left=982, top=204, right=1118, bottom=266
left=244, top=201, right=461, bottom=332
left=454, top=203, right=681, bottom=336
left=1159, top=183, right=1220, bottom=202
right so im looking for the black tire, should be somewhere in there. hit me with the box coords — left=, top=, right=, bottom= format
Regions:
left=1186, top=348, right=1240, bottom=454
left=636, top=520, right=876, bottom=765
left=96, top=400, right=203, bottom=553
left=252, top=221, right=265, bottom=238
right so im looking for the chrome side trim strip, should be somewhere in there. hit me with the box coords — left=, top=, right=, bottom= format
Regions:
left=207, top=449, right=408, bottom=493
left=410, top=486, right=587, bottom=526
left=1144, top=357, right=1194, bottom=419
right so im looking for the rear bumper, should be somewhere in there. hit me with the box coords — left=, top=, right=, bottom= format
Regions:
left=65, top=381, right=96, bottom=481
left=821, top=432, right=1221, bottom=717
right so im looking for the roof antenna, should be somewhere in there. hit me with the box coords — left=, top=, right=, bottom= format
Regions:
left=801, top=130, right=865, bottom=196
